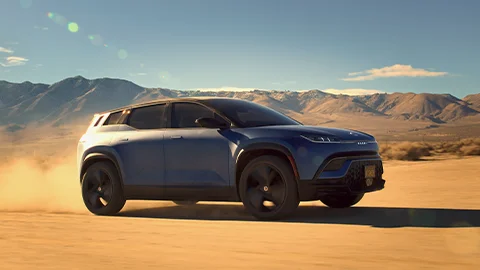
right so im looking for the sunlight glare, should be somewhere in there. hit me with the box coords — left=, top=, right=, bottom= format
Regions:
left=68, top=22, right=79, bottom=33
left=88, top=35, right=104, bottom=46
left=159, top=71, right=171, bottom=81
left=117, top=49, right=128, bottom=60
left=47, top=12, right=67, bottom=26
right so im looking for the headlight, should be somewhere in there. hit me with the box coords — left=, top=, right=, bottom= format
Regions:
left=300, top=134, right=341, bottom=143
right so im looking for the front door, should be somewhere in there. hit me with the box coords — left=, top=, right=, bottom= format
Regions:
left=114, top=103, right=167, bottom=187
left=163, top=102, right=231, bottom=191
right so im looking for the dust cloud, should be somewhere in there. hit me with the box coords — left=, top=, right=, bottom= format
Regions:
left=0, top=128, right=86, bottom=214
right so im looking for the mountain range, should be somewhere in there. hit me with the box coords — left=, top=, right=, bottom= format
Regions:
left=1, top=76, right=479, bottom=128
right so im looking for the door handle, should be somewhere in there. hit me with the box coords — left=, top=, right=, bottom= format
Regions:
left=119, top=138, right=129, bottom=142
left=170, top=135, right=183, bottom=139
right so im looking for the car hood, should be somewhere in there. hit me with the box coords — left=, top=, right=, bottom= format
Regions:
left=251, top=125, right=375, bottom=141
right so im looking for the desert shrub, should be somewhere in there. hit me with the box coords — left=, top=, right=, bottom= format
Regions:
left=459, top=144, right=480, bottom=155
left=380, top=137, right=480, bottom=160
left=380, top=142, right=431, bottom=161
left=432, top=138, right=480, bottom=156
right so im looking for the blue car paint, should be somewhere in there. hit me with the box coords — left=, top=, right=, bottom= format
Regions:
left=77, top=99, right=381, bottom=198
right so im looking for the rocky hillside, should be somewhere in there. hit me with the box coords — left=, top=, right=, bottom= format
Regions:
left=464, top=93, right=480, bottom=111
left=0, top=76, right=479, bottom=127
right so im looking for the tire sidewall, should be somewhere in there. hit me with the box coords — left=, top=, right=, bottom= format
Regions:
left=81, top=161, right=125, bottom=215
left=239, top=155, right=299, bottom=220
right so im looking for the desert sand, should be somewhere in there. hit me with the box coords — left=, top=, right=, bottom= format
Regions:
left=0, top=150, right=479, bottom=269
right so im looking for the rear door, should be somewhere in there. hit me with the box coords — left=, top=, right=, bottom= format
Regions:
left=112, top=103, right=167, bottom=187
left=163, top=102, right=231, bottom=189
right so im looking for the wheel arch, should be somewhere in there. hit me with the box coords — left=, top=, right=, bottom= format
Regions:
left=234, top=143, right=300, bottom=199
left=80, top=151, right=124, bottom=189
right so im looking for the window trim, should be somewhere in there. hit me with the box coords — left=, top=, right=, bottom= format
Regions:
left=103, top=110, right=124, bottom=126
left=93, top=115, right=105, bottom=127
left=166, top=101, right=232, bottom=129
left=124, top=103, right=168, bottom=130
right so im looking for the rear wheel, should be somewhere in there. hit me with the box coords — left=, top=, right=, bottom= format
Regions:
left=81, top=161, right=126, bottom=215
left=319, top=193, right=364, bottom=208
left=239, top=155, right=299, bottom=220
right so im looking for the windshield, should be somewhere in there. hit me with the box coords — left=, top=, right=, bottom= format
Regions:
left=204, top=99, right=302, bottom=128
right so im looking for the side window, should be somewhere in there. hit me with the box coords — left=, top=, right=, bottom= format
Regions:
left=127, top=104, right=166, bottom=129
left=171, top=103, right=218, bottom=128
left=93, top=115, right=104, bottom=127
left=104, top=111, right=122, bottom=125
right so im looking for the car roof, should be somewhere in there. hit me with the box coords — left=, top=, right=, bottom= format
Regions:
left=97, top=96, right=244, bottom=114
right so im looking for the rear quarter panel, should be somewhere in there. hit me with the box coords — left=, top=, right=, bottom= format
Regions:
left=77, top=122, right=127, bottom=180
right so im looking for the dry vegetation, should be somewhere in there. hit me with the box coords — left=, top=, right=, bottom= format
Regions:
left=380, top=137, right=480, bottom=161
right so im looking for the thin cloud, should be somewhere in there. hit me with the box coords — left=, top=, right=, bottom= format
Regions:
left=34, top=25, right=49, bottom=31
left=192, top=87, right=383, bottom=95
left=193, top=87, right=268, bottom=92
left=32, top=64, right=44, bottom=70
left=129, top=72, right=148, bottom=76
left=0, top=47, right=14, bottom=54
left=1, top=56, right=29, bottom=67
left=321, top=88, right=386, bottom=96
left=342, top=64, right=448, bottom=81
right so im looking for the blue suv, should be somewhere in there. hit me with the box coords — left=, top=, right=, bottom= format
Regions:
left=77, top=97, right=385, bottom=220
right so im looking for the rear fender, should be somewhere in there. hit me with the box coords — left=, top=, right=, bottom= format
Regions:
left=81, top=148, right=125, bottom=188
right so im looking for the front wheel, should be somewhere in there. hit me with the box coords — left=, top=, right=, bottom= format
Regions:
left=319, top=193, right=364, bottom=208
left=81, top=161, right=126, bottom=215
left=239, top=155, right=299, bottom=221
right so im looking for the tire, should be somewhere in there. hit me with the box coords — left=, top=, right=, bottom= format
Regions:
left=172, top=200, right=199, bottom=206
left=239, top=155, right=299, bottom=221
left=319, top=193, right=364, bottom=208
left=81, top=161, right=126, bottom=215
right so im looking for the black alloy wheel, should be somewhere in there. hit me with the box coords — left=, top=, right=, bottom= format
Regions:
left=81, top=161, right=126, bottom=215
left=239, top=155, right=299, bottom=220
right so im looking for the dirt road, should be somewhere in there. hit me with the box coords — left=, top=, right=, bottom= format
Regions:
left=1, top=157, right=479, bottom=269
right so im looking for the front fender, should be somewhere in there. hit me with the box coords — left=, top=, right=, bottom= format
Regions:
left=234, top=139, right=299, bottom=181
left=235, top=141, right=296, bottom=163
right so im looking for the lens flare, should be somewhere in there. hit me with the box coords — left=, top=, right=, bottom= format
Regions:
left=159, top=71, right=172, bottom=82
left=47, top=12, right=68, bottom=26
left=117, top=49, right=128, bottom=60
left=88, top=34, right=104, bottom=46
left=68, top=22, right=79, bottom=33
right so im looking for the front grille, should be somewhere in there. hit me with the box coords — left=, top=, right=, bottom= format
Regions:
left=345, top=159, right=383, bottom=192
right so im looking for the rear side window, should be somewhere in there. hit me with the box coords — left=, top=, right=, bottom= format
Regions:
left=127, top=104, right=166, bottom=129
left=104, top=111, right=122, bottom=125
left=93, top=115, right=104, bottom=127
left=171, top=102, right=218, bottom=128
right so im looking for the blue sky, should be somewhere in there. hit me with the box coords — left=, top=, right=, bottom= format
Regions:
left=1, top=0, right=479, bottom=97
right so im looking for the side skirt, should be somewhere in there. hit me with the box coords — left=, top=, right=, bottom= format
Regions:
left=123, top=185, right=240, bottom=202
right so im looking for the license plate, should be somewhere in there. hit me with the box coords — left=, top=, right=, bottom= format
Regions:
left=364, top=165, right=376, bottom=179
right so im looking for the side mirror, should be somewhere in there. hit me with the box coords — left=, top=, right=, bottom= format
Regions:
left=195, top=117, right=230, bottom=129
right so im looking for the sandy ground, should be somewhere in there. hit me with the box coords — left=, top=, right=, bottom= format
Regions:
left=0, top=157, right=479, bottom=269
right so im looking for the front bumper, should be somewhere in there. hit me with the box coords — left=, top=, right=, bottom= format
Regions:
left=298, top=156, right=386, bottom=201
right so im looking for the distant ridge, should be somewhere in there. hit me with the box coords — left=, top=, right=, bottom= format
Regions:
left=0, top=76, right=479, bottom=127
